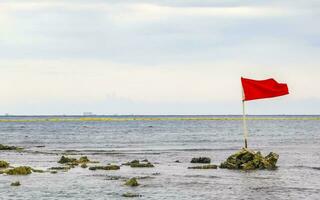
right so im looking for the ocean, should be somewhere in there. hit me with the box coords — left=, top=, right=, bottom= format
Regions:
left=0, top=115, right=319, bottom=199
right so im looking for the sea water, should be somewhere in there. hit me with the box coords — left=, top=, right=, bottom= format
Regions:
left=0, top=116, right=319, bottom=200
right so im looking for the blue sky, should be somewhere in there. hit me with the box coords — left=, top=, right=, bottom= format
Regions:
left=0, top=0, right=319, bottom=115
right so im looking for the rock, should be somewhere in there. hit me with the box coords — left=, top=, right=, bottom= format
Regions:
left=191, top=157, right=211, bottom=164
left=175, top=160, right=181, bottom=163
left=49, top=166, right=71, bottom=171
left=0, top=144, right=22, bottom=151
left=0, top=160, right=9, bottom=168
left=220, top=148, right=279, bottom=170
left=11, top=181, right=21, bottom=186
left=58, top=156, right=77, bottom=164
left=122, top=160, right=139, bottom=166
left=58, top=155, right=93, bottom=167
left=122, top=192, right=141, bottom=197
left=5, top=166, right=32, bottom=175
left=50, top=171, right=58, bottom=174
left=188, top=164, right=218, bottom=169
left=32, top=168, right=45, bottom=173
left=125, top=178, right=139, bottom=187
left=89, top=165, right=120, bottom=170
left=130, top=162, right=154, bottom=168
left=78, top=156, right=90, bottom=163
left=81, top=163, right=88, bottom=168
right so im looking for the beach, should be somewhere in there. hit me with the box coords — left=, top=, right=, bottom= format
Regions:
left=0, top=115, right=319, bottom=199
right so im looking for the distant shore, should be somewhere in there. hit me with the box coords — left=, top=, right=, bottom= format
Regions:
left=0, top=115, right=319, bottom=122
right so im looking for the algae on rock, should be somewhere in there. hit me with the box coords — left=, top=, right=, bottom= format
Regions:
left=220, top=148, right=279, bottom=170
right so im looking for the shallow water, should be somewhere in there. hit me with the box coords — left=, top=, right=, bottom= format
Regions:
left=0, top=116, right=320, bottom=200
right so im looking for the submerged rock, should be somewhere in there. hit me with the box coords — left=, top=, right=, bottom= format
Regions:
left=220, top=148, right=279, bottom=170
left=123, top=160, right=154, bottom=168
left=191, top=157, right=211, bottom=164
left=125, top=178, right=139, bottom=187
left=49, top=166, right=71, bottom=171
left=130, top=162, right=154, bottom=168
left=122, top=192, right=141, bottom=197
left=188, top=164, right=218, bottom=169
left=11, top=181, right=21, bottom=186
left=89, top=165, right=120, bottom=171
left=5, top=166, right=32, bottom=175
left=0, top=160, right=9, bottom=168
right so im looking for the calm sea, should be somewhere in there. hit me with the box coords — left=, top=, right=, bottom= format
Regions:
left=0, top=115, right=319, bottom=199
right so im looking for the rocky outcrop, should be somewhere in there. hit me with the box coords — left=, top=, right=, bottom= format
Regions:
left=191, top=157, right=211, bottom=163
left=220, top=148, right=279, bottom=170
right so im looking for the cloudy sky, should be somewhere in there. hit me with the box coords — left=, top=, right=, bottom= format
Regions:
left=0, top=0, right=319, bottom=115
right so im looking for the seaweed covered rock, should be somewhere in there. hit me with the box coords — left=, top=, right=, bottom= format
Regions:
left=89, top=165, right=120, bottom=171
left=0, top=160, right=9, bottom=168
left=0, top=144, right=22, bottom=151
left=125, top=178, right=139, bottom=187
left=11, top=181, right=21, bottom=186
left=58, top=156, right=93, bottom=167
left=5, top=166, right=32, bottom=175
left=220, top=148, right=279, bottom=170
left=191, top=157, right=211, bottom=163
left=188, top=164, right=218, bottom=169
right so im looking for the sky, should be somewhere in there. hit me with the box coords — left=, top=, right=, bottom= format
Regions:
left=0, top=0, right=319, bottom=115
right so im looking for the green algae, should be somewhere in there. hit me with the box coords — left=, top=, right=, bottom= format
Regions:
left=125, top=178, right=139, bottom=187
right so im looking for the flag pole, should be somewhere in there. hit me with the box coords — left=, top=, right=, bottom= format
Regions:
left=242, top=90, right=248, bottom=149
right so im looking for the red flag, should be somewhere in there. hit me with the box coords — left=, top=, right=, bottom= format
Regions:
left=241, top=77, right=289, bottom=101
